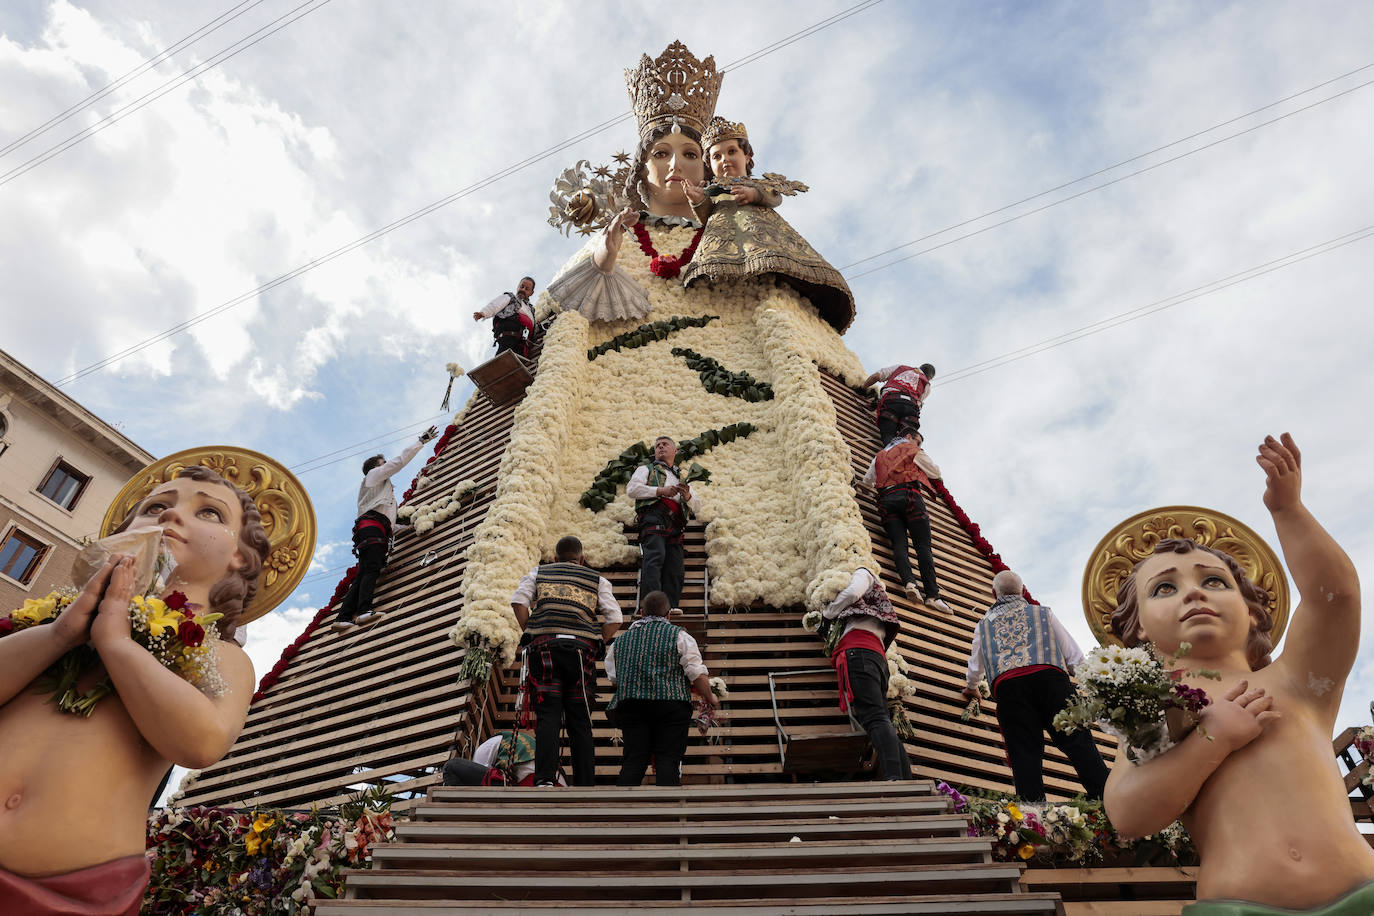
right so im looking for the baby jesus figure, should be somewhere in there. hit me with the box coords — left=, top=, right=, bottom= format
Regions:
left=1105, top=433, right=1374, bottom=914
left=0, top=464, right=273, bottom=914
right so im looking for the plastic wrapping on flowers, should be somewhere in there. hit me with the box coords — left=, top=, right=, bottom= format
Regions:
left=143, top=786, right=396, bottom=915
left=935, top=784, right=1197, bottom=867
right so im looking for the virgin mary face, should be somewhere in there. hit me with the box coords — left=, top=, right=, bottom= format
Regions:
left=642, top=131, right=705, bottom=212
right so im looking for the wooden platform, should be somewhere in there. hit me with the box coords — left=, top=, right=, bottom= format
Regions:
left=467, top=349, right=535, bottom=405
left=315, top=780, right=1065, bottom=915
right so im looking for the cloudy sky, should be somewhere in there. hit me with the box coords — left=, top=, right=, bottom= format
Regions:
left=4, top=0, right=1374, bottom=739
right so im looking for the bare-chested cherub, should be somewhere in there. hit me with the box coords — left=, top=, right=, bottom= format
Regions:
left=1106, top=433, right=1374, bottom=914
left=0, top=466, right=268, bottom=914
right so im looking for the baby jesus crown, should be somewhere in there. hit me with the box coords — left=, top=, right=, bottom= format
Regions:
left=701, top=116, right=748, bottom=151
left=625, top=41, right=723, bottom=143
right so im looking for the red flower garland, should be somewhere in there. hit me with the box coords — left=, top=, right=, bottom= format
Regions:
left=930, top=478, right=1037, bottom=605
left=632, top=221, right=704, bottom=279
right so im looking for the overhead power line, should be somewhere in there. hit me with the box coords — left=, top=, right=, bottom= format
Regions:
left=48, top=0, right=886, bottom=388
left=939, top=224, right=1374, bottom=385
left=842, top=74, right=1374, bottom=280
left=0, top=0, right=336, bottom=188
left=0, top=0, right=271, bottom=159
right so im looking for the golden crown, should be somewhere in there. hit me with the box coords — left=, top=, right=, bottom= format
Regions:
left=625, top=41, right=723, bottom=143
left=701, top=116, right=748, bottom=151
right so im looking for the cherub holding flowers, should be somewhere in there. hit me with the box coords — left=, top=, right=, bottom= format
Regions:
left=0, top=465, right=271, bottom=914
left=1104, top=434, right=1374, bottom=914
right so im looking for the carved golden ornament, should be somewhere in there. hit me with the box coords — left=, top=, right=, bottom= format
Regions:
left=565, top=188, right=599, bottom=226
left=625, top=41, right=723, bottom=143
left=701, top=116, right=748, bottom=151
left=1081, top=505, right=1289, bottom=648
left=100, top=446, right=317, bottom=624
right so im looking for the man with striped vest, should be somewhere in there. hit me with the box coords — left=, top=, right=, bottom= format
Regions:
left=861, top=362, right=934, bottom=445
left=822, top=567, right=912, bottom=781
left=860, top=426, right=951, bottom=613
left=961, top=570, right=1108, bottom=800
left=626, top=436, right=701, bottom=610
left=606, top=591, right=718, bottom=786
left=512, top=535, right=622, bottom=786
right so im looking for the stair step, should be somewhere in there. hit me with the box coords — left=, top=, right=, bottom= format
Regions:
left=316, top=892, right=1063, bottom=915
left=426, top=779, right=935, bottom=804
left=407, top=798, right=953, bottom=822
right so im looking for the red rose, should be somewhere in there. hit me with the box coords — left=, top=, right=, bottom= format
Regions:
left=0, top=618, right=14, bottom=636
left=164, top=591, right=189, bottom=610
left=178, top=619, right=206, bottom=648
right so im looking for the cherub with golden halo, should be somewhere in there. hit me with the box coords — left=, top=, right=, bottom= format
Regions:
left=0, top=453, right=309, bottom=914
left=1103, top=433, right=1374, bottom=915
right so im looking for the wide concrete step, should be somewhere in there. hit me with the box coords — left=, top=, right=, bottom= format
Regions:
left=316, top=893, right=1063, bottom=915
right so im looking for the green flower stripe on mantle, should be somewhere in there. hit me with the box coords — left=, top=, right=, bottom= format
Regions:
left=670, top=347, right=774, bottom=402
left=579, top=422, right=756, bottom=512
left=586, top=314, right=719, bottom=360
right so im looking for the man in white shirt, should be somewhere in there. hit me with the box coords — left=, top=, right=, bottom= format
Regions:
left=625, top=436, right=701, bottom=610
left=333, top=425, right=438, bottom=632
left=441, top=730, right=568, bottom=787
left=821, top=568, right=911, bottom=781
left=606, top=590, right=718, bottom=786
left=961, top=570, right=1108, bottom=800
left=473, top=276, right=536, bottom=356
left=511, top=535, right=622, bottom=786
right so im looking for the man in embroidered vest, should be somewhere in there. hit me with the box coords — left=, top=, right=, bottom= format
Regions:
left=606, top=590, right=718, bottom=786
left=861, top=362, right=934, bottom=445
left=961, top=569, right=1108, bottom=800
left=511, top=535, right=622, bottom=786
left=626, top=435, right=702, bottom=610
left=472, top=276, right=536, bottom=356
left=860, top=426, right=951, bottom=613
left=333, top=425, right=438, bottom=632
left=821, top=567, right=912, bottom=781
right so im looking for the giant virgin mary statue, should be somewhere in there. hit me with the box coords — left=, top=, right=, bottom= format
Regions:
left=452, top=42, right=878, bottom=677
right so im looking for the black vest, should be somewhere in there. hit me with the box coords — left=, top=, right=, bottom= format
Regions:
left=525, top=562, right=603, bottom=640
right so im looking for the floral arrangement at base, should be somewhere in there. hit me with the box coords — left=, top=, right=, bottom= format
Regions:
left=1352, top=725, right=1374, bottom=788
left=143, top=785, right=396, bottom=915
left=1053, top=642, right=1216, bottom=764
left=398, top=479, right=481, bottom=535
left=937, top=783, right=1197, bottom=868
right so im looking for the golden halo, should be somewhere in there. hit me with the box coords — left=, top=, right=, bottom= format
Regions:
left=1081, top=505, right=1289, bottom=648
left=99, top=446, right=316, bottom=625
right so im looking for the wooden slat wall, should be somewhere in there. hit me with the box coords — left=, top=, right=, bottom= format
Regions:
left=184, top=338, right=1114, bottom=809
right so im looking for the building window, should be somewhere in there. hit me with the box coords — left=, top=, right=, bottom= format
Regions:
left=37, top=460, right=90, bottom=511
left=0, top=529, right=48, bottom=585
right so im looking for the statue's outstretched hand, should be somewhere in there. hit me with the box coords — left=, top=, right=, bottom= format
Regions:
left=1257, top=432, right=1302, bottom=513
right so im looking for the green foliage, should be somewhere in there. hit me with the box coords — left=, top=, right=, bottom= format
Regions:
left=586, top=314, right=719, bottom=360
left=670, top=347, right=774, bottom=401
left=578, top=422, right=756, bottom=513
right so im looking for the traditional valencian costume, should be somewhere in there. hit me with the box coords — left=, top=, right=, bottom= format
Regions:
left=820, top=567, right=910, bottom=781
left=605, top=611, right=709, bottom=786
left=626, top=460, right=700, bottom=609
left=511, top=560, right=622, bottom=786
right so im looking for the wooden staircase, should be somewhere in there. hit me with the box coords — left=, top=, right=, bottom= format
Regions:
left=315, top=781, right=1064, bottom=915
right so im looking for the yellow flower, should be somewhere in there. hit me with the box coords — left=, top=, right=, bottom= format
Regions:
left=252, top=814, right=275, bottom=833
left=13, top=593, right=60, bottom=624
left=135, top=595, right=181, bottom=637
left=245, top=833, right=262, bottom=856
left=1006, top=803, right=1023, bottom=821
left=1018, top=843, right=1035, bottom=860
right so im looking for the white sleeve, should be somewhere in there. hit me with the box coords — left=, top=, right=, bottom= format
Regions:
left=966, top=626, right=984, bottom=687
left=605, top=641, right=617, bottom=683
left=625, top=465, right=656, bottom=500
left=473, top=735, right=502, bottom=767
left=873, top=365, right=896, bottom=383
left=824, top=568, right=875, bottom=619
left=677, top=630, right=708, bottom=681
left=598, top=576, right=623, bottom=623
left=510, top=567, right=540, bottom=606
left=861, top=457, right=877, bottom=487
left=915, top=448, right=941, bottom=481
left=365, top=438, right=427, bottom=487
left=683, top=483, right=702, bottom=515
left=1048, top=610, right=1085, bottom=673
left=477, top=293, right=511, bottom=318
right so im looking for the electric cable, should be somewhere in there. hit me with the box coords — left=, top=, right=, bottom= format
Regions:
left=0, top=0, right=271, bottom=159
